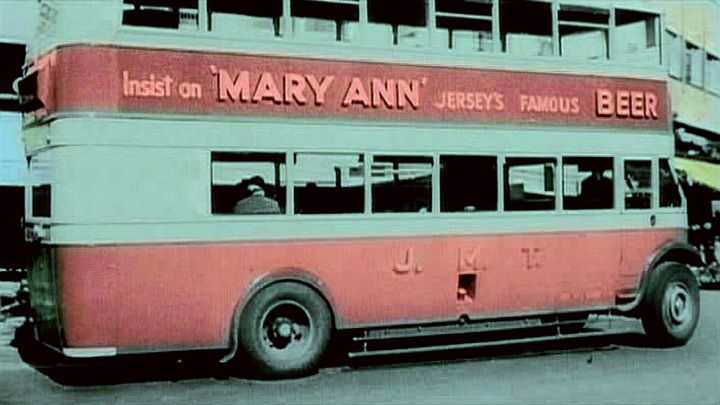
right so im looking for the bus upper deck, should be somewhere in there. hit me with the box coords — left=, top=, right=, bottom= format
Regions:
left=28, top=0, right=666, bottom=81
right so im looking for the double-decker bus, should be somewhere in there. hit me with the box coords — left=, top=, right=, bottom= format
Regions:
left=18, top=0, right=704, bottom=377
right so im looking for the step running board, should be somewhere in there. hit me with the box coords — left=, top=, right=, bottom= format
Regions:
left=352, top=316, right=589, bottom=343
left=347, top=329, right=629, bottom=359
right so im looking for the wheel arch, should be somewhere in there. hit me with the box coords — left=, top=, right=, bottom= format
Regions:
left=220, top=268, right=341, bottom=363
left=618, top=241, right=704, bottom=315
left=647, top=242, right=705, bottom=270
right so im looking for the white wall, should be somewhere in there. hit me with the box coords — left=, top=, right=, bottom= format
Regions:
left=0, top=0, right=38, bottom=43
left=0, top=112, right=27, bottom=186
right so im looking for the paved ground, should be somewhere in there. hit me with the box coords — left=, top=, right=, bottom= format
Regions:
left=1, top=291, right=718, bottom=405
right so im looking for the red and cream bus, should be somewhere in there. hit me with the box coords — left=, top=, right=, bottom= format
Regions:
left=19, top=0, right=703, bottom=377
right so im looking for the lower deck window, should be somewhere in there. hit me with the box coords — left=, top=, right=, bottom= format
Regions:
left=441, top=155, right=497, bottom=212
left=372, top=156, right=432, bottom=213
left=624, top=160, right=652, bottom=209
left=563, top=157, right=614, bottom=210
left=294, top=153, right=364, bottom=214
left=504, top=157, right=556, bottom=211
left=659, top=158, right=681, bottom=208
left=211, top=152, right=286, bottom=215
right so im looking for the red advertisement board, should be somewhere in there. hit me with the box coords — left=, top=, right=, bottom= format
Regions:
left=35, top=45, right=668, bottom=129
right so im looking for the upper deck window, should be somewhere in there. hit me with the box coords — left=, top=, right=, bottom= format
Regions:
left=500, top=0, right=552, bottom=57
left=123, top=0, right=199, bottom=30
left=208, top=0, right=283, bottom=38
left=558, top=5, right=609, bottom=60
left=291, top=0, right=360, bottom=43
left=436, top=0, right=494, bottom=52
left=368, top=0, right=427, bottom=48
left=615, top=9, right=660, bottom=66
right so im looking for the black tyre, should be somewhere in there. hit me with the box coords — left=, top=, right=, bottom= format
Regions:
left=641, top=262, right=700, bottom=347
left=238, top=282, right=331, bottom=377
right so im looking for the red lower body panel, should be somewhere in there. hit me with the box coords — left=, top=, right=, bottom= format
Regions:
left=51, top=228, right=680, bottom=350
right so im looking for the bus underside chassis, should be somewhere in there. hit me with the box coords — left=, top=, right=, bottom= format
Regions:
left=234, top=263, right=700, bottom=377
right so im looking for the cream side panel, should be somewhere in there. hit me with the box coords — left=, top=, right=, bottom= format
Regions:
left=32, top=0, right=122, bottom=53
left=53, top=146, right=208, bottom=222
left=48, top=211, right=687, bottom=245
left=50, top=118, right=676, bottom=157
left=0, top=0, right=38, bottom=42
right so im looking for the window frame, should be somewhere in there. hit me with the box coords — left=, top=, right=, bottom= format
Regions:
left=291, top=151, right=367, bottom=216
left=499, top=0, right=554, bottom=57
left=289, top=0, right=361, bottom=43
left=210, top=151, right=289, bottom=216
left=684, top=40, right=705, bottom=89
left=122, top=0, right=201, bottom=31
left=657, top=157, right=685, bottom=210
left=369, top=154, right=435, bottom=215
left=502, top=155, right=559, bottom=213
left=435, top=0, right=496, bottom=52
left=561, top=156, right=616, bottom=211
left=613, top=7, right=662, bottom=66
left=705, top=51, right=720, bottom=96
left=207, top=151, right=673, bottom=217
left=439, top=154, right=499, bottom=213
left=114, top=0, right=668, bottom=70
left=621, top=157, right=654, bottom=211
left=665, top=29, right=684, bottom=80
left=557, top=4, right=610, bottom=61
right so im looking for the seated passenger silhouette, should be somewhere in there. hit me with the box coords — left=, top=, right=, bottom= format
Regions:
left=233, top=176, right=281, bottom=215
left=581, top=169, right=613, bottom=208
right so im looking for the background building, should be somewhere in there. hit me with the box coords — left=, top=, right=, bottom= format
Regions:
left=646, top=0, right=720, bottom=264
left=651, top=0, right=720, bottom=161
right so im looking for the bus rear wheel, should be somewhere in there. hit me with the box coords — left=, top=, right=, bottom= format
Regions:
left=641, top=262, right=700, bottom=347
left=238, top=282, right=331, bottom=378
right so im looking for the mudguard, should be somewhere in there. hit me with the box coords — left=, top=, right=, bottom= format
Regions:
left=616, top=241, right=704, bottom=315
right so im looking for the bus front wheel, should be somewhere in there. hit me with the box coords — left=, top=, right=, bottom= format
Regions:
left=238, top=282, right=331, bottom=378
left=641, top=262, right=700, bottom=347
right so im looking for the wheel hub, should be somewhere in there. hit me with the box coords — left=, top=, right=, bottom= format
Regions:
left=276, top=321, right=293, bottom=339
left=665, top=283, right=691, bottom=326
left=261, top=301, right=311, bottom=351
left=270, top=317, right=301, bottom=343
